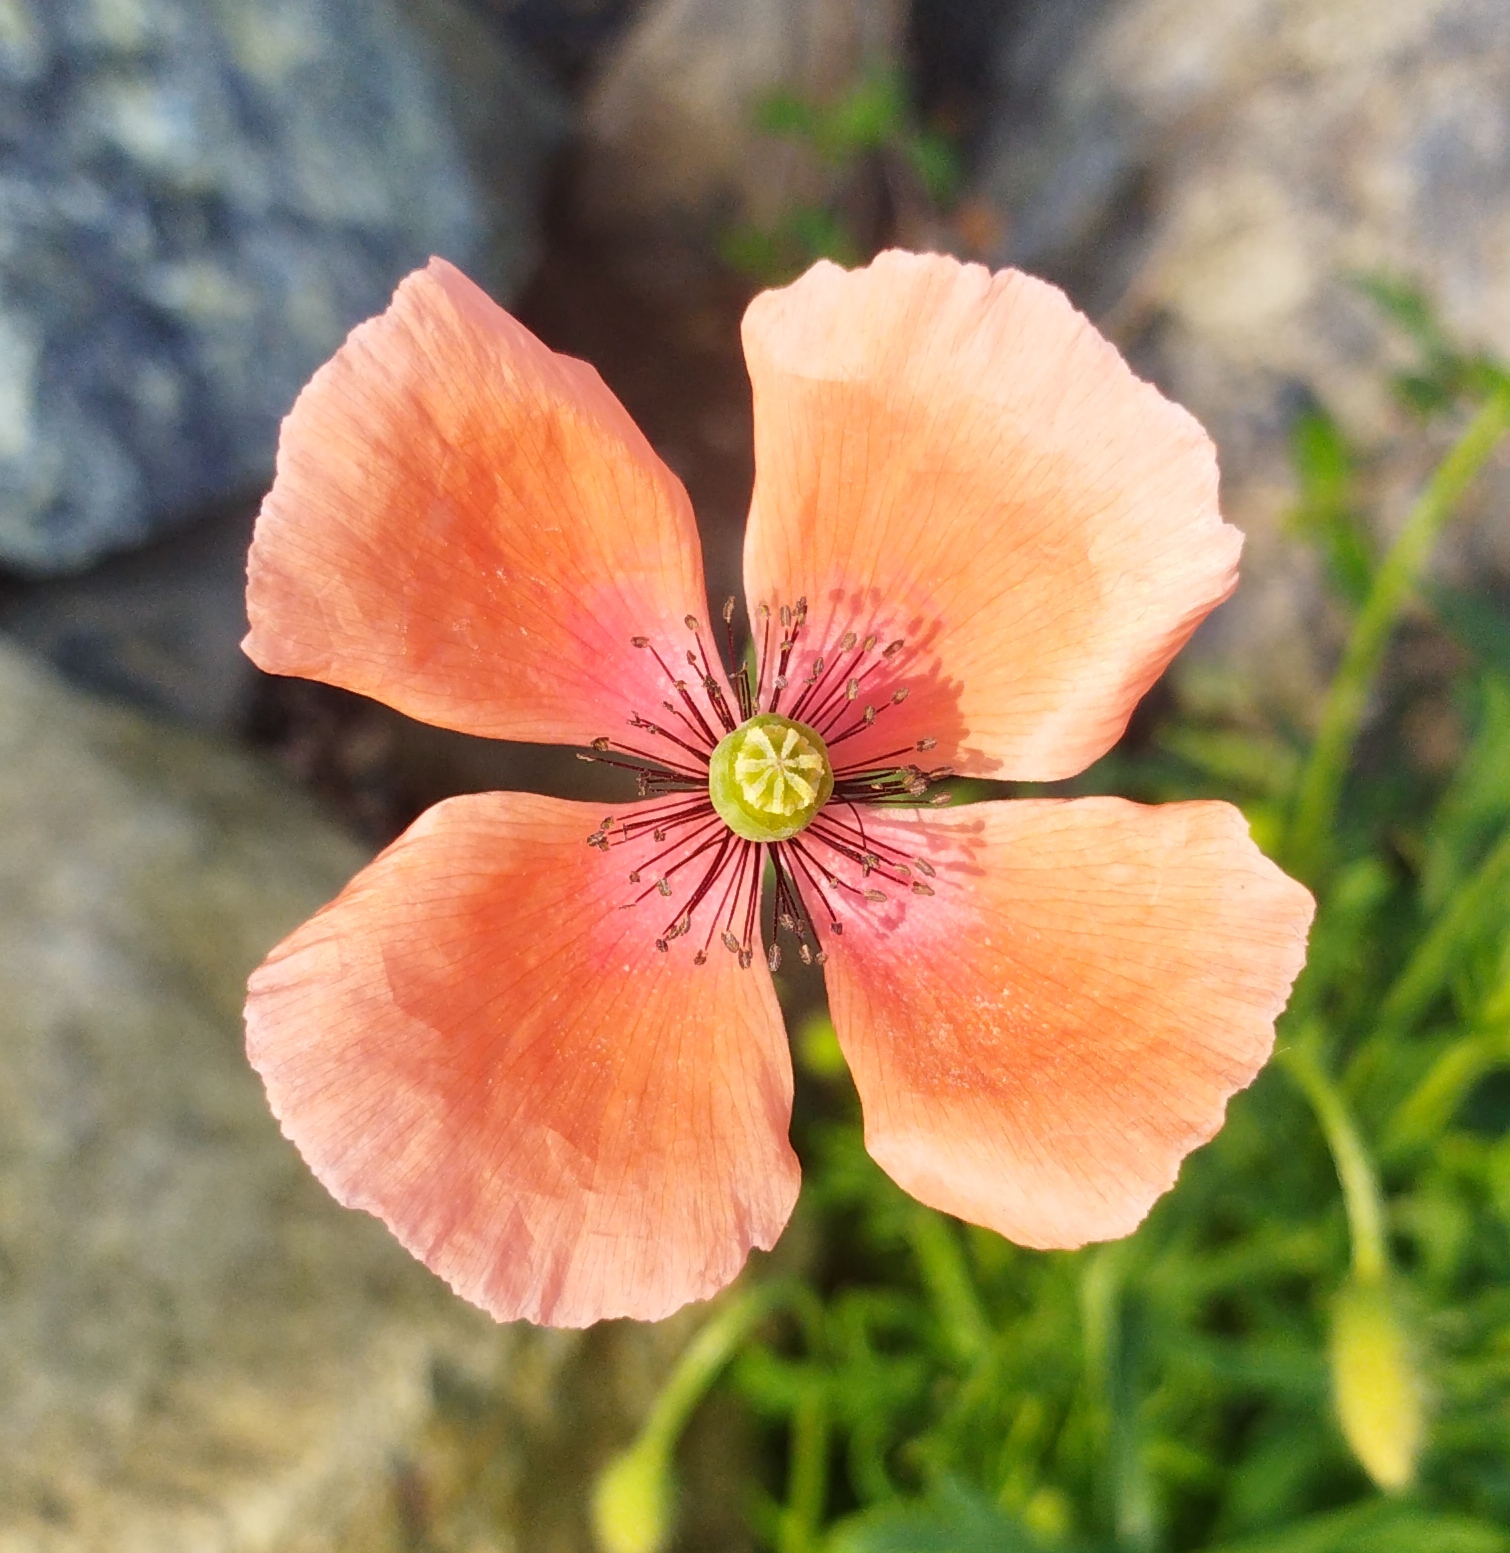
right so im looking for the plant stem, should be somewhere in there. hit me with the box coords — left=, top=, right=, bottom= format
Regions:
left=906, top=1204, right=991, bottom=1364
left=1375, top=821, right=1510, bottom=1039
left=1285, top=386, right=1510, bottom=881
left=778, top=1384, right=830, bottom=1553
left=635, top=1282, right=789, bottom=1460
left=1279, top=1038, right=1389, bottom=1285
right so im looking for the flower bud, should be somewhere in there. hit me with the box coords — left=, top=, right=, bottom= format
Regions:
left=1330, top=1277, right=1425, bottom=1493
left=591, top=1438, right=675, bottom=1553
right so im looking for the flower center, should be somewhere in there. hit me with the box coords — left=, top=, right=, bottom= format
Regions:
left=581, top=599, right=951, bottom=969
left=708, top=713, right=835, bottom=842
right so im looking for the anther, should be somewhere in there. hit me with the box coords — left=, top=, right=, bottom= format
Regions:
left=629, top=870, right=641, bottom=883
left=798, top=943, right=812, bottom=966
left=655, top=877, right=672, bottom=897
left=840, top=631, right=857, bottom=651
left=930, top=793, right=951, bottom=806
left=914, top=857, right=936, bottom=877
left=884, top=640, right=905, bottom=658
left=592, top=736, right=611, bottom=752
left=892, top=688, right=909, bottom=703
left=738, top=948, right=753, bottom=969
left=780, top=605, right=792, bottom=628
left=830, top=922, right=843, bottom=935
left=863, top=888, right=886, bottom=903
left=685, top=615, right=699, bottom=632
left=767, top=943, right=781, bottom=972
left=917, top=737, right=937, bottom=751
left=631, top=636, right=649, bottom=648
left=694, top=950, right=707, bottom=965
left=846, top=678, right=860, bottom=700
left=722, top=597, right=736, bottom=623
left=863, top=634, right=878, bottom=651
left=722, top=931, right=740, bottom=955
left=653, top=828, right=667, bottom=842
left=655, top=938, right=669, bottom=953
left=911, top=881, right=935, bottom=897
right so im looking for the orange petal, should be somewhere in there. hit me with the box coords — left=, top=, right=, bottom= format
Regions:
left=246, top=791, right=799, bottom=1326
left=246, top=259, right=713, bottom=746
left=815, top=798, right=1312, bottom=1247
left=741, top=252, right=1241, bottom=781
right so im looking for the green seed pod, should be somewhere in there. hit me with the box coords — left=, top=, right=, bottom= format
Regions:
left=1330, top=1277, right=1425, bottom=1493
left=591, top=1438, right=674, bottom=1553
left=708, top=713, right=834, bottom=842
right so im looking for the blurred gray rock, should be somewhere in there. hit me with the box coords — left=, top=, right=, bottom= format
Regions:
left=977, top=0, right=1510, bottom=717
left=0, top=500, right=257, bottom=728
left=0, top=0, right=562, bottom=578
left=0, top=637, right=508, bottom=1546
left=576, top=0, right=905, bottom=282
left=0, top=638, right=763, bottom=1550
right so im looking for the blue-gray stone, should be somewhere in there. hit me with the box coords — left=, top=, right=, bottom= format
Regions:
left=0, top=0, right=532, bottom=575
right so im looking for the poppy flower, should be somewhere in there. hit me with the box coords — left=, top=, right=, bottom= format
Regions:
left=243, top=251, right=1314, bottom=1328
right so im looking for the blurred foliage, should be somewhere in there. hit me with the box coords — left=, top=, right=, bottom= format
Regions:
left=593, top=298, right=1510, bottom=1552
left=720, top=68, right=961, bottom=287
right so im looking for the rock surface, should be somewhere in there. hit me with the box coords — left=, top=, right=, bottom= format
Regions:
left=0, top=502, right=258, bottom=729
left=0, top=636, right=501, bottom=1547
left=0, top=0, right=556, bottom=577
left=977, top=0, right=1510, bottom=716
left=0, top=639, right=762, bottom=1550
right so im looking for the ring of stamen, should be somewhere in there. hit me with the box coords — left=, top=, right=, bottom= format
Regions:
left=580, top=601, right=946, bottom=968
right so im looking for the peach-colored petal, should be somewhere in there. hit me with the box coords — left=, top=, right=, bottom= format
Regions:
left=246, top=259, right=714, bottom=746
left=246, top=791, right=799, bottom=1326
left=741, top=252, right=1242, bottom=780
left=814, top=798, right=1313, bottom=1247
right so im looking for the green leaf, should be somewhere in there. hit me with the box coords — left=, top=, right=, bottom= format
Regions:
left=1431, top=586, right=1510, bottom=682
left=903, top=132, right=962, bottom=201
left=1288, top=408, right=1373, bottom=608
left=819, top=69, right=908, bottom=156
left=756, top=88, right=820, bottom=140
left=827, top=1482, right=1101, bottom=1553
left=1157, top=725, right=1302, bottom=801
left=1420, top=674, right=1510, bottom=909
left=1205, top=1499, right=1510, bottom=1553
